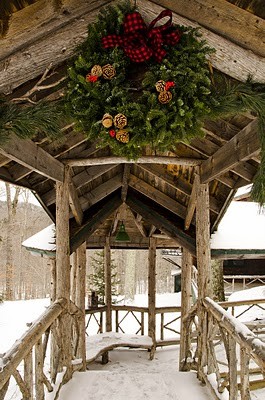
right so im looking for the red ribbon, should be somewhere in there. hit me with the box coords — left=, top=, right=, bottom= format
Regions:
left=101, top=10, right=181, bottom=63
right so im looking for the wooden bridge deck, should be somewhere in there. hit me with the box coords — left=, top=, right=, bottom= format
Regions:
left=56, top=348, right=212, bottom=400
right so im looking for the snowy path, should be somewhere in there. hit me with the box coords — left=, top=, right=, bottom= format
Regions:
left=55, top=348, right=212, bottom=400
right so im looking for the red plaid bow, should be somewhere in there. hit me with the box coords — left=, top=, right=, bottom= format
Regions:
left=101, top=10, right=181, bottom=63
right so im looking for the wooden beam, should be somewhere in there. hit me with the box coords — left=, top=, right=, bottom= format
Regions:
left=138, top=0, right=265, bottom=83
left=69, top=175, right=83, bottom=226
left=135, top=214, right=147, bottom=237
left=126, top=194, right=196, bottom=255
left=121, top=164, right=131, bottom=202
left=184, top=170, right=199, bottom=231
left=150, top=0, right=265, bottom=57
left=79, top=174, right=122, bottom=209
left=129, top=174, right=194, bottom=224
left=0, top=0, right=112, bottom=93
left=70, top=194, right=122, bottom=253
left=200, top=119, right=260, bottom=183
left=0, top=134, right=64, bottom=182
left=137, top=164, right=220, bottom=214
left=149, top=225, right=157, bottom=237
left=66, top=156, right=202, bottom=167
left=85, top=236, right=181, bottom=249
left=76, top=242, right=87, bottom=371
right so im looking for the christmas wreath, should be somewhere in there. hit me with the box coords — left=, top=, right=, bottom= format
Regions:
left=66, top=1, right=265, bottom=204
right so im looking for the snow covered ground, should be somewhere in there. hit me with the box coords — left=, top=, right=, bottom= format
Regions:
left=0, top=290, right=264, bottom=400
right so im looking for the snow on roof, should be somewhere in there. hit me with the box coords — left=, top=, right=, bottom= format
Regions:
left=22, top=224, right=56, bottom=252
left=211, top=201, right=265, bottom=250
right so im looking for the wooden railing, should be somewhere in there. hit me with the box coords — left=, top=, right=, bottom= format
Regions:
left=223, top=275, right=265, bottom=294
left=85, top=305, right=182, bottom=345
left=199, top=297, right=265, bottom=400
left=0, top=298, right=84, bottom=400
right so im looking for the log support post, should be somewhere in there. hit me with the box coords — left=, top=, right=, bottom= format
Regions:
left=196, top=180, right=212, bottom=381
left=55, top=165, right=72, bottom=382
left=103, top=237, right=112, bottom=364
left=179, top=248, right=193, bottom=371
left=76, top=242, right=87, bottom=371
left=148, top=237, right=156, bottom=359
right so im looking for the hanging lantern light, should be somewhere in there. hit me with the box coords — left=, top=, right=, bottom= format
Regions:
left=115, top=221, right=130, bottom=242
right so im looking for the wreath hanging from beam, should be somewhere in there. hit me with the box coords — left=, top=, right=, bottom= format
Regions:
left=66, top=1, right=265, bottom=203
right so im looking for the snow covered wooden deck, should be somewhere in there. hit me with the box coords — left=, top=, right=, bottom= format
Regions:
left=56, top=348, right=212, bottom=400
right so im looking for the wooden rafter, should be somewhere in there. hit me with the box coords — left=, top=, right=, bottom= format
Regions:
left=129, top=174, right=193, bottom=223
left=151, top=0, right=265, bottom=57
left=126, top=194, right=196, bottom=255
left=121, top=164, right=131, bottom=202
left=70, top=193, right=122, bottom=253
left=0, top=134, right=64, bottom=182
left=200, top=119, right=260, bottom=184
left=138, top=0, right=265, bottom=83
left=138, top=164, right=220, bottom=214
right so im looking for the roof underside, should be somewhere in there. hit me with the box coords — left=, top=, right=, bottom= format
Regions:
left=0, top=0, right=264, bottom=255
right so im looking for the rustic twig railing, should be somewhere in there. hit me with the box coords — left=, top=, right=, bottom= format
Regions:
left=197, top=297, right=265, bottom=400
left=0, top=298, right=84, bottom=400
left=223, top=275, right=265, bottom=294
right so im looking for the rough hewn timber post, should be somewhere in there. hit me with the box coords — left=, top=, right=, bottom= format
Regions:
left=179, top=248, right=193, bottom=371
left=71, top=251, right=78, bottom=302
left=55, top=165, right=72, bottom=381
left=148, top=237, right=156, bottom=359
left=102, top=237, right=112, bottom=364
left=196, top=180, right=212, bottom=381
left=76, top=242, right=87, bottom=371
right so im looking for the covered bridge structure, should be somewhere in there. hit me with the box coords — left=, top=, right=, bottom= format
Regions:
left=0, top=1, right=265, bottom=399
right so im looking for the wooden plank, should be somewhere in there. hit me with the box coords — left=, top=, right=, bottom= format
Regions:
left=200, top=119, right=260, bottom=183
left=126, top=194, right=196, bottom=255
left=67, top=156, right=201, bottom=167
left=129, top=174, right=193, bottom=223
left=35, top=339, right=44, bottom=400
left=184, top=170, right=199, bottom=230
left=138, top=0, right=265, bottom=82
left=151, top=0, right=265, bottom=57
left=70, top=194, right=122, bottom=253
left=0, top=134, right=64, bottom=182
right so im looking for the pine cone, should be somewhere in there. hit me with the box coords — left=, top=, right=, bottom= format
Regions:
left=158, top=91, right=172, bottom=104
left=116, top=129, right=129, bottom=143
left=102, top=113, right=113, bottom=128
left=91, top=65, right=103, bottom=77
left=102, top=64, right=116, bottom=79
left=113, top=113, right=127, bottom=129
left=155, top=80, right=166, bottom=92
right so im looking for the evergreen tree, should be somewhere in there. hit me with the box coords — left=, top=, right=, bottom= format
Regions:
left=88, top=250, right=120, bottom=304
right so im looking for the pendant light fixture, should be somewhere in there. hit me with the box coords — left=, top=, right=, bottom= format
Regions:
left=115, top=221, right=130, bottom=242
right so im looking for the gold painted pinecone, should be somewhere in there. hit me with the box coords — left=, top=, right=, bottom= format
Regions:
left=158, top=91, right=172, bottom=104
left=113, top=113, right=127, bottom=129
left=155, top=80, right=166, bottom=92
left=91, top=65, right=103, bottom=77
left=116, top=129, right=129, bottom=143
left=102, top=113, right=113, bottom=128
left=102, top=64, right=116, bottom=79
